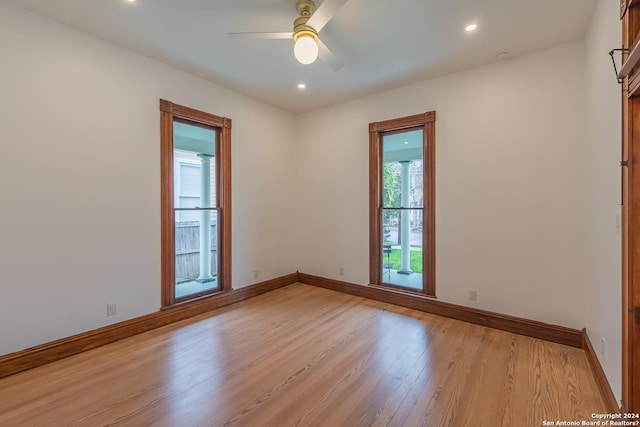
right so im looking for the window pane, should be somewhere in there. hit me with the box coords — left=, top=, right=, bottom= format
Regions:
left=382, top=129, right=423, bottom=209
left=180, top=164, right=201, bottom=196
left=382, top=208, right=423, bottom=291
left=175, top=210, right=219, bottom=299
left=173, top=121, right=216, bottom=208
left=381, top=129, right=424, bottom=290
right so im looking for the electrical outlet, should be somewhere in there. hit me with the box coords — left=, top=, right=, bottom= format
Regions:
left=339, top=267, right=345, bottom=276
left=468, top=289, right=478, bottom=301
left=253, top=270, right=259, bottom=279
left=107, top=303, right=117, bottom=317
left=601, top=337, right=606, bottom=357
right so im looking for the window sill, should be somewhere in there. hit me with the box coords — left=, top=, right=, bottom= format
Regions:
left=161, top=288, right=234, bottom=311
left=369, top=283, right=437, bottom=300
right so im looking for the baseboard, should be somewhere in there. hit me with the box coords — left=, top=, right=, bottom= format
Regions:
left=582, top=329, right=620, bottom=412
left=0, top=273, right=298, bottom=379
left=298, top=272, right=582, bottom=348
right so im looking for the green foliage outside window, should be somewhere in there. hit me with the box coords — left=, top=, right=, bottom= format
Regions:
left=383, top=163, right=401, bottom=226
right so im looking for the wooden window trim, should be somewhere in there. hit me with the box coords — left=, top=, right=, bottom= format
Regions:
left=160, top=100, right=232, bottom=307
left=369, top=112, right=436, bottom=296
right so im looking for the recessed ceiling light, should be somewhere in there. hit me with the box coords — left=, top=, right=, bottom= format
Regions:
left=297, top=83, right=306, bottom=90
left=404, top=141, right=409, bottom=145
left=465, top=24, right=477, bottom=32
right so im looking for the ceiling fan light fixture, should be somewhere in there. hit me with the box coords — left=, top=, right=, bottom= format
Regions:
left=293, top=30, right=319, bottom=65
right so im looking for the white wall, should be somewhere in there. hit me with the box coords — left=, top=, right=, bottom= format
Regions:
left=585, top=0, right=622, bottom=404
left=296, top=41, right=590, bottom=329
left=0, top=0, right=297, bottom=356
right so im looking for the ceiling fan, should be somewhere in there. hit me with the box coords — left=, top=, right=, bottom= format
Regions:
left=228, top=0, right=348, bottom=70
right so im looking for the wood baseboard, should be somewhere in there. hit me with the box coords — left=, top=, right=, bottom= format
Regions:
left=0, top=273, right=298, bottom=379
left=3, top=271, right=610, bottom=397
left=297, top=272, right=583, bottom=348
left=582, top=329, right=620, bottom=412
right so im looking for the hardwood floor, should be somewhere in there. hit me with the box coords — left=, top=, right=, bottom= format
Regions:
left=0, top=284, right=607, bottom=426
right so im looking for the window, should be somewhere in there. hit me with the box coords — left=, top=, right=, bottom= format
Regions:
left=160, top=100, right=231, bottom=306
left=369, top=112, right=435, bottom=296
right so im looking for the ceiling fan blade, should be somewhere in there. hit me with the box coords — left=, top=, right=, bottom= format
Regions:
left=227, top=32, right=293, bottom=40
left=307, top=0, right=348, bottom=33
left=318, top=39, right=344, bottom=71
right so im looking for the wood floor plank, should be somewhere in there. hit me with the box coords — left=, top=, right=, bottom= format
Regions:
left=0, top=283, right=608, bottom=427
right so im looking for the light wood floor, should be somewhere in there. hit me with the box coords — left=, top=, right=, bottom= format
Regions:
left=0, top=284, right=607, bottom=426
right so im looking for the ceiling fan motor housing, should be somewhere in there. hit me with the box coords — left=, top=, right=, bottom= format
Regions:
left=294, top=0, right=318, bottom=41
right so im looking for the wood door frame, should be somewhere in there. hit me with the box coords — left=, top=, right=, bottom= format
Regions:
left=621, top=0, right=640, bottom=411
left=621, top=84, right=640, bottom=413
left=622, top=79, right=640, bottom=413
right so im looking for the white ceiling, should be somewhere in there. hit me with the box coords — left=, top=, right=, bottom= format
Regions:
left=7, top=0, right=597, bottom=113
